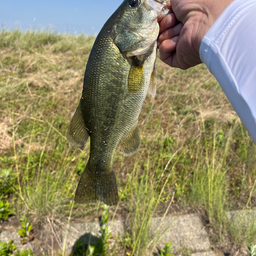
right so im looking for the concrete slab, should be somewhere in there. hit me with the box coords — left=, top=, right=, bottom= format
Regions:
left=192, top=252, right=216, bottom=256
left=62, top=219, right=125, bottom=254
left=150, top=214, right=211, bottom=253
left=227, top=210, right=256, bottom=227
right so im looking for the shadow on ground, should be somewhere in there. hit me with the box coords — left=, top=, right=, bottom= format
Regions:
left=70, top=232, right=101, bottom=255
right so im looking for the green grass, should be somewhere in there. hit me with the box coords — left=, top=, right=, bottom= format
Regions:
left=0, top=239, right=36, bottom=256
left=1, top=30, right=256, bottom=255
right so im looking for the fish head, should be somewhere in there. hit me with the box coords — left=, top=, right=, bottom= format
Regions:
left=112, top=0, right=171, bottom=57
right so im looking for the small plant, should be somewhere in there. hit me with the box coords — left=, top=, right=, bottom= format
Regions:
left=18, top=214, right=34, bottom=244
left=98, top=204, right=111, bottom=255
left=16, top=248, right=37, bottom=256
left=121, top=232, right=134, bottom=251
left=159, top=242, right=174, bottom=256
left=0, top=168, right=16, bottom=196
left=0, top=240, right=17, bottom=256
left=248, top=244, right=256, bottom=256
left=0, top=239, right=36, bottom=256
left=88, top=204, right=111, bottom=256
left=0, top=198, right=14, bottom=220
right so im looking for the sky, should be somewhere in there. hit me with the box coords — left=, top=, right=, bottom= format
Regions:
left=0, top=0, right=123, bottom=35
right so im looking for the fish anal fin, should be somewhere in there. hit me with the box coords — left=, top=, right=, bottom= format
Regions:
left=148, top=66, right=157, bottom=98
left=74, top=163, right=118, bottom=206
left=67, top=101, right=89, bottom=149
left=119, top=123, right=140, bottom=156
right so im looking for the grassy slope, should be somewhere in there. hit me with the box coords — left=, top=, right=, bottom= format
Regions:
left=0, top=30, right=256, bottom=255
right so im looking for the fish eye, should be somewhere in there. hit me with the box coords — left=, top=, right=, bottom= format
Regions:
left=129, top=0, right=141, bottom=8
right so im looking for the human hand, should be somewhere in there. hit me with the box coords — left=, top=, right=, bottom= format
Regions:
left=158, top=0, right=234, bottom=69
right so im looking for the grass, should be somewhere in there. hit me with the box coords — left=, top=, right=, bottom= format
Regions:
left=0, top=29, right=256, bottom=255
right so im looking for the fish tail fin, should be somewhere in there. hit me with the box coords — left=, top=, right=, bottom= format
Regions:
left=74, top=163, right=118, bottom=206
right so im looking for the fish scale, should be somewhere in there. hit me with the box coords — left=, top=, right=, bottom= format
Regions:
left=67, top=0, right=170, bottom=205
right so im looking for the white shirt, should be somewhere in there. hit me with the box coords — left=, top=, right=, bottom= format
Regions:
left=199, top=0, right=256, bottom=144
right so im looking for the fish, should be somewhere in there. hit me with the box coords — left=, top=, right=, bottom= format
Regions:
left=67, top=0, right=171, bottom=205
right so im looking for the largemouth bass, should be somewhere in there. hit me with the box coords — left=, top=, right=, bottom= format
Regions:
left=67, top=0, right=171, bottom=205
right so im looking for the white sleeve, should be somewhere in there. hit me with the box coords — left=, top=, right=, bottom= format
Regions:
left=199, top=0, right=256, bottom=144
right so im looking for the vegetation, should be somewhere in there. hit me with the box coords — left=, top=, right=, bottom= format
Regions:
left=0, top=240, right=36, bottom=256
left=0, top=29, right=256, bottom=255
left=158, top=242, right=174, bottom=256
left=18, top=214, right=34, bottom=244
left=0, top=240, right=17, bottom=256
left=0, top=198, right=13, bottom=220
left=248, top=245, right=256, bottom=256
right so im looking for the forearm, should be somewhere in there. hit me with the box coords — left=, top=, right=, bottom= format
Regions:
left=200, top=0, right=256, bottom=143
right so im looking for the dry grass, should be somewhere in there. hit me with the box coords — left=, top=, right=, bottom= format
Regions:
left=1, top=30, right=256, bottom=255
left=0, top=117, right=13, bottom=153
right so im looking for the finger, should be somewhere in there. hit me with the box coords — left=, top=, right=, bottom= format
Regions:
left=159, top=13, right=177, bottom=33
left=158, top=23, right=183, bottom=46
left=163, top=51, right=182, bottom=69
left=158, top=36, right=179, bottom=62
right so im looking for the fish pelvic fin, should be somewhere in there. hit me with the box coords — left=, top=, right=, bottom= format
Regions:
left=74, top=164, right=118, bottom=206
left=148, top=65, right=157, bottom=98
left=119, top=123, right=140, bottom=157
left=67, top=100, right=89, bottom=149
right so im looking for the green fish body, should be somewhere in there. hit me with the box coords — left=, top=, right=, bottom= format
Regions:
left=67, top=0, right=170, bottom=205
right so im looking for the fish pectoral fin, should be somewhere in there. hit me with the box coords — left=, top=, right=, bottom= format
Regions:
left=148, top=66, right=157, bottom=98
left=119, top=123, right=140, bottom=156
left=74, top=164, right=118, bottom=206
left=67, top=100, right=89, bottom=149
left=128, top=62, right=144, bottom=94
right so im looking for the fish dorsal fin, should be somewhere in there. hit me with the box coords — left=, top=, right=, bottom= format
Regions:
left=67, top=100, right=89, bottom=149
left=148, top=66, right=157, bottom=98
left=119, top=123, right=140, bottom=156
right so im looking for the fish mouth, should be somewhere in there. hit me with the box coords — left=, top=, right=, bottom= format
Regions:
left=145, top=0, right=171, bottom=19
